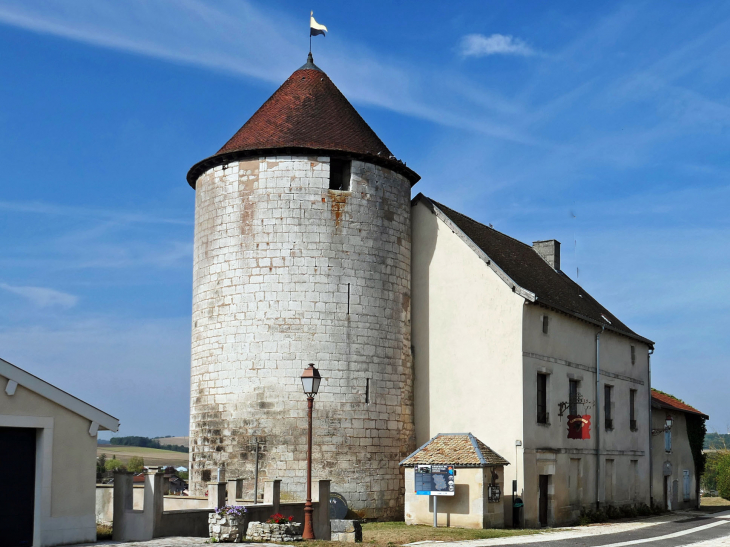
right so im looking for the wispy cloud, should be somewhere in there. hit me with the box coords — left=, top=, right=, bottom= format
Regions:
left=0, top=0, right=541, bottom=146
left=460, top=33, right=537, bottom=57
left=0, top=283, right=78, bottom=308
left=0, top=200, right=191, bottom=226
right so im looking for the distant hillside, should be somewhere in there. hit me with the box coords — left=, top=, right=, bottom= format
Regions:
left=110, top=435, right=188, bottom=453
left=705, top=433, right=730, bottom=450
left=97, top=445, right=188, bottom=467
left=153, top=436, right=189, bottom=448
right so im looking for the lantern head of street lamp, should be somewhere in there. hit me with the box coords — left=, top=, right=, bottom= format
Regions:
left=301, top=363, right=321, bottom=397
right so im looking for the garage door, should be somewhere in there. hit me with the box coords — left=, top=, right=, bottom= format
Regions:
left=0, top=427, right=36, bottom=546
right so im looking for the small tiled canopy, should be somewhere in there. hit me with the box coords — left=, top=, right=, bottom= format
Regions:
left=400, top=433, right=509, bottom=467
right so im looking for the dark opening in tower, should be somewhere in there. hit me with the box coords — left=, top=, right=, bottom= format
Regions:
left=329, top=159, right=351, bottom=191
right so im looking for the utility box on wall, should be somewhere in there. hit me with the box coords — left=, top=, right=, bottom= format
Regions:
left=400, top=433, right=508, bottom=529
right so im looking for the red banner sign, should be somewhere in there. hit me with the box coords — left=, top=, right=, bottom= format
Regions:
left=567, top=414, right=591, bottom=439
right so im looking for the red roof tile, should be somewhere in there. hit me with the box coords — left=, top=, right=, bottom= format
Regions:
left=187, top=55, right=419, bottom=187
left=651, top=389, right=708, bottom=418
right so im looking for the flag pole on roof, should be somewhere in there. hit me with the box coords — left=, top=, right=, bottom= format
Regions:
left=310, top=11, right=327, bottom=53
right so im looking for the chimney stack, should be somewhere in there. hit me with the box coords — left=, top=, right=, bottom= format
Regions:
left=533, top=240, right=561, bottom=270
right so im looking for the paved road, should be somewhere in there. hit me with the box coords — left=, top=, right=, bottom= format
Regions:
left=425, top=510, right=730, bottom=547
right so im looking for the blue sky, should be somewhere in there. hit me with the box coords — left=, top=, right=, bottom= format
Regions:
left=0, top=1, right=728, bottom=437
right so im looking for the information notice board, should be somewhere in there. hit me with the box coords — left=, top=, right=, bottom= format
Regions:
left=415, top=464, right=455, bottom=496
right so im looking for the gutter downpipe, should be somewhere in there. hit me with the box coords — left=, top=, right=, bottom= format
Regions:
left=596, top=325, right=604, bottom=511
left=648, top=347, right=655, bottom=507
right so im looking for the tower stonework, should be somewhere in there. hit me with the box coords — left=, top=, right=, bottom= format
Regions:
left=187, top=56, right=419, bottom=519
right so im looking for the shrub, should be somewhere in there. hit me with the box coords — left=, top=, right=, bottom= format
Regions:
left=127, top=456, right=145, bottom=474
left=105, top=459, right=126, bottom=472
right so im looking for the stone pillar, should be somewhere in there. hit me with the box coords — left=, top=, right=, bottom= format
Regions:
left=112, top=471, right=134, bottom=542
left=145, top=467, right=164, bottom=536
left=314, top=480, right=331, bottom=540
left=264, top=479, right=281, bottom=514
left=227, top=478, right=243, bottom=504
left=209, top=482, right=227, bottom=509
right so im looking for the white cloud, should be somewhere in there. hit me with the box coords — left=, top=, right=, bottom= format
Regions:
left=0, top=283, right=78, bottom=308
left=460, top=33, right=537, bottom=57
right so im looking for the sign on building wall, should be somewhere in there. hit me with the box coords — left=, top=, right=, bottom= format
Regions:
left=415, top=464, right=455, bottom=496
left=567, top=415, right=592, bottom=439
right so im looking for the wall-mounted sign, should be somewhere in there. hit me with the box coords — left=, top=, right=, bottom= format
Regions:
left=415, top=464, right=455, bottom=496
left=329, top=492, right=348, bottom=519
left=488, top=485, right=501, bottom=503
left=567, top=414, right=591, bottom=439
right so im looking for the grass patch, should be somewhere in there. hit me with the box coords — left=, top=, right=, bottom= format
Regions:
left=287, top=521, right=542, bottom=547
left=701, top=496, right=730, bottom=507
left=97, top=524, right=113, bottom=540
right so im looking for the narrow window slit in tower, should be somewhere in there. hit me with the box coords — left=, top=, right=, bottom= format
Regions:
left=329, top=159, right=351, bottom=191
left=347, top=283, right=350, bottom=314
left=365, top=378, right=370, bottom=404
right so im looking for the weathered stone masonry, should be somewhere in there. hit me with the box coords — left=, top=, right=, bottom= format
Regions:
left=190, top=156, right=415, bottom=519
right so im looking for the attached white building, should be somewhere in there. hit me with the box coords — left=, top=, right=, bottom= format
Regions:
left=651, top=389, right=707, bottom=511
left=0, top=357, right=119, bottom=546
left=411, top=194, right=654, bottom=527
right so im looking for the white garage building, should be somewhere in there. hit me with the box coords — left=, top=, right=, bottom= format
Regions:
left=0, top=357, right=119, bottom=546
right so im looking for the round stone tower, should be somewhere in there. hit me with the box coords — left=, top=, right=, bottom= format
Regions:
left=187, top=54, right=419, bottom=519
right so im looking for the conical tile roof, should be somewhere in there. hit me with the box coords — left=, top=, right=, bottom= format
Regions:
left=187, top=54, right=419, bottom=187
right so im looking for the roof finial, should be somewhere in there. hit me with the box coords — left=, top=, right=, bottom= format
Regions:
left=307, top=52, right=313, bottom=64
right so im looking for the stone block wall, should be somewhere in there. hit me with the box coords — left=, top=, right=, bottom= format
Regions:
left=189, top=156, right=415, bottom=519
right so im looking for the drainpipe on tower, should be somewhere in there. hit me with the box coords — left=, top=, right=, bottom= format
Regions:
left=595, top=325, right=604, bottom=511
left=648, top=347, right=654, bottom=507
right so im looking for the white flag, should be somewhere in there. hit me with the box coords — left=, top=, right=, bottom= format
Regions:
left=310, top=11, right=327, bottom=36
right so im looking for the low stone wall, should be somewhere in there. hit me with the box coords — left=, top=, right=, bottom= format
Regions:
left=246, top=521, right=303, bottom=541
left=96, top=485, right=208, bottom=524
left=331, top=520, right=363, bottom=543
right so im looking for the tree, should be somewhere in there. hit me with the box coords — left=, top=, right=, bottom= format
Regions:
left=717, top=453, right=730, bottom=501
left=128, top=456, right=145, bottom=474
left=97, top=453, right=107, bottom=475
left=105, top=458, right=126, bottom=472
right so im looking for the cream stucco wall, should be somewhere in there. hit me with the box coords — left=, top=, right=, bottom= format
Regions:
left=521, top=304, right=651, bottom=526
left=404, top=467, right=504, bottom=528
left=0, top=377, right=98, bottom=546
left=411, top=200, right=525, bottom=524
left=651, top=409, right=698, bottom=510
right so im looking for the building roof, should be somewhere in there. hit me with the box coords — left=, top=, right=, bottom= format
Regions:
left=0, top=357, right=120, bottom=432
left=414, top=194, right=653, bottom=346
left=400, top=433, right=509, bottom=467
left=652, top=389, right=708, bottom=419
left=187, top=54, right=419, bottom=187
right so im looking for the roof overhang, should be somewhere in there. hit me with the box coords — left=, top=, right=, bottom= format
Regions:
left=413, top=193, right=655, bottom=349
left=187, top=147, right=421, bottom=189
left=0, top=357, right=120, bottom=432
left=651, top=396, right=708, bottom=419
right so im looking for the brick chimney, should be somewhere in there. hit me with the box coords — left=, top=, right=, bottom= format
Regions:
left=533, top=240, right=561, bottom=270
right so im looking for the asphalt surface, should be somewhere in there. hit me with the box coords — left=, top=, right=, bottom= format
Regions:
left=494, top=513, right=730, bottom=547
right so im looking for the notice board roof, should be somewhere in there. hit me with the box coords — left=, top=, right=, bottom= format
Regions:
left=400, top=433, right=509, bottom=467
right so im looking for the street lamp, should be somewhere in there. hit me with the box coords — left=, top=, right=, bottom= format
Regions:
left=301, top=363, right=321, bottom=540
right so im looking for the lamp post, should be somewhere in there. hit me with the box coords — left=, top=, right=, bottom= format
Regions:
left=301, top=363, right=321, bottom=540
